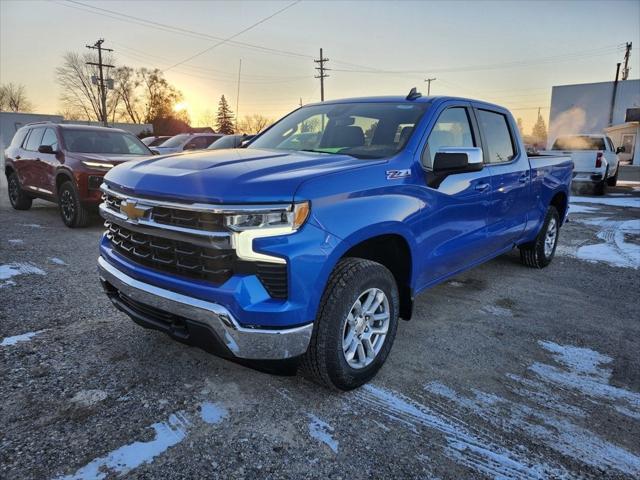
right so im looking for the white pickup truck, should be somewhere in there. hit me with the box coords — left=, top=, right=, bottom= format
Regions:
left=549, top=134, right=621, bottom=195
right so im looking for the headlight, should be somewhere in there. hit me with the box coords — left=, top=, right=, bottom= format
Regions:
left=224, top=202, right=310, bottom=232
left=82, top=161, right=114, bottom=169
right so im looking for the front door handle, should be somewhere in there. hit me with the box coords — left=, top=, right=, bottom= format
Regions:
left=475, top=182, right=490, bottom=192
left=15, top=155, right=21, bottom=160
left=518, top=173, right=529, bottom=183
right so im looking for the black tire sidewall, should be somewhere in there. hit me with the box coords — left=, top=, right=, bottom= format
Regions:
left=58, top=182, right=79, bottom=227
left=320, top=261, right=399, bottom=390
left=535, top=206, right=560, bottom=266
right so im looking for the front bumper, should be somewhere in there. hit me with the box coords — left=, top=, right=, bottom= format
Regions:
left=98, top=256, right=313, bottom=360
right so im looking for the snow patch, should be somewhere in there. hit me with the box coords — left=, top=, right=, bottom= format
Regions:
left=568, top=204, right=600, bottom=214
left=0, top=280, right=16, bottom=289
left=70, top=390, right=108, bottom=407
left=0, top=262, right=46, bottom=280
left=447, top=280, right=464, bottom=287
left=571, top=196, right=640, bottom=208
left=49, top=257, right=67, bottom=265
left=21, top=223, right=42, bottom=228
left=354, top=384, right=566, bottom=479
left=307, top=414, right=339, bottom=453
left=8, top=239, right=24, bottom=245
left=200, top=402, right=227, bottom=424
left=481, top=304, right=512, bottom=317
left=1, top=330, right=45, bottom=346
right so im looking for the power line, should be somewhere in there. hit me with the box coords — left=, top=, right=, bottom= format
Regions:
left=161, top=1, right=301, bottom=72
left=314, top=48, right=330, bottom=102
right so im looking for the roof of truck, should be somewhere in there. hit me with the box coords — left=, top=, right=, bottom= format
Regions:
left=306, top=95, right=508, bottom=111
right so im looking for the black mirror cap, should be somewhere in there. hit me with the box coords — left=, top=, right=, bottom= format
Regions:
left=433, top=151, right=483, bottom=174
left=616, top=146, right=626, bottom=154
left=38, top=145, right=55, bottom=154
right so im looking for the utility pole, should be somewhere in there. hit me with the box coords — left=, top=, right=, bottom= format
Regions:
left=622, top=42, right=632, bottom=81
left=424, top=77, right=436, bottom=96
left=609, top=63, right=621, bottom=126
left=314, top=48, right=330, bottom=102
left=235, top=59, right=242, bottom=132
left=86, top=39, right=114, bottom=127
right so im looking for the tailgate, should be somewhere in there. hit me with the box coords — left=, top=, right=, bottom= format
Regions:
left=552, top=150, right=600, bottom=172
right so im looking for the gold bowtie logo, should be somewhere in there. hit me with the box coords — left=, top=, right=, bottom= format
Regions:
left=120, top=200, right=151, bottom=220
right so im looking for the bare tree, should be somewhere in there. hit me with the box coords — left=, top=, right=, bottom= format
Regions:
left=237, top=113, right=273, bottom=134
left=112, top=66, right=141, bottom=123
left=56, top=51, right=116, bottom=122
left=0, top=83, right=33, bottom=112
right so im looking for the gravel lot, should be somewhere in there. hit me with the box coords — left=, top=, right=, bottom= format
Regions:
left=1, top=175, right=639, bottom=479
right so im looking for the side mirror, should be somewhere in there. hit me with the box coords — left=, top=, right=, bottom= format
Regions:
left=432, top=147, right=483, bottom=174
left=38, top=145, right=55, bottom=154
left=616, top=146, right=625, bottom=154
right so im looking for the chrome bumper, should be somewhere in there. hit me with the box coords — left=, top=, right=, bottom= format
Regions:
left=97, top=256, right=312, bottom=360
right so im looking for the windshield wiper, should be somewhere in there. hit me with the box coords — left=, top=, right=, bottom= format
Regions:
left=299, top=149, right=335, bottom=154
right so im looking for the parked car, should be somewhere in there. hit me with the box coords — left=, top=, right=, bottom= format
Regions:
left=207, top=134, right=255, bottom=150
left=150, top=133, right=222, bottom=154
left=549, top=134, right=621, bottom=195
left=4, top=123, right=153, bottom=227
left=141, top=135, right=171, bottom=147
left=97, top=92, right=573, bottom=390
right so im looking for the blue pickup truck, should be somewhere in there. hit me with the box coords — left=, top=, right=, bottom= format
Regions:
left=98, top=92, right=572, bottom=390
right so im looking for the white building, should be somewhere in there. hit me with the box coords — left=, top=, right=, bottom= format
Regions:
left=548, top=79, right=640, bottom=165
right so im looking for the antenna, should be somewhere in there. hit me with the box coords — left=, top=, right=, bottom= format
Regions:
left=406, top=87, right=422, bottom=101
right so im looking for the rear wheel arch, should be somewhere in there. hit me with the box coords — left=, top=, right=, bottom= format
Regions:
left=550, top=191, right=568, bottom=223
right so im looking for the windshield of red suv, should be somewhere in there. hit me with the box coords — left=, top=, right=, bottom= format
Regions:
left=61, top=129, right=152, bottom=155
left=249, top=102, right=429, bottom=159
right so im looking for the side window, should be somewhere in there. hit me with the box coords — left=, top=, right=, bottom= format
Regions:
left=191, top=136, right=210, bottom=149
left=41, top=128, right=59, bottom=151
left=477, top=110, right=516, bottom=164
left=24, top=127, right=45, bottom=151
left=10, top=127, right=30, bottom=148
left=424, top=107, right=475, bottom=169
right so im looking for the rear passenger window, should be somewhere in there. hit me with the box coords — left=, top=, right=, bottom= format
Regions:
left=477, top=110, right=516, bottom=163
left=424, top=107, right=475, bottom=169
left=24, top=127, right=45, bottom=151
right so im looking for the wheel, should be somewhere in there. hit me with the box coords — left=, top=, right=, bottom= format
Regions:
left=519, top=206, right=560, bottom=269
left=302, top=258, right=399, bottom=391
left=7, top=171, right=33, bottom=210
left=58, top=181, right=90, bottom=227
left=606, top=166, right=619, bottom=187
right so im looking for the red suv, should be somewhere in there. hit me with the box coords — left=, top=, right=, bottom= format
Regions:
left=4, top=122, right=153, bottom=227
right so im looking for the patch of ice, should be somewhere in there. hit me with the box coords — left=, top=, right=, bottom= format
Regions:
left=71, top=390, right=108, bottom=407
left=568, top=204, right=600, bottom=214
left=571, top=196, right=640, bottom=208
left=21, top=223, right=42, bottom=228
left=0, top=280, right=17, bottom=289
left=354, top=384, right=566, bottom=479
left=8, top=239, right=24, bottom=245
left=200, top=402, right=227, bottom=424
left=1, top=330, right=45, bottom=346
left=55, top=412, right=191, bottom=480
left=447, top=280, right=464, bottom=287
left=49, top=257, right=67, bottom=265
left=307, top=414, right=339, bottom=453
left=0, top=262, right=46, bottom=280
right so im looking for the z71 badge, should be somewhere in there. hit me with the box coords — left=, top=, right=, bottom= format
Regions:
left=386, top=169, right=411, bottom=180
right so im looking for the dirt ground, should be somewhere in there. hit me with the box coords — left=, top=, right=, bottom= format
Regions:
left=1, top=176, right=639, bottom=479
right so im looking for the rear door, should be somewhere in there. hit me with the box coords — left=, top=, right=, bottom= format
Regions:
left=19, top=127, right=46, bottom=192
left=476, top=107, right=531, bottom=252
left=414, top=103, right=493, bottom=286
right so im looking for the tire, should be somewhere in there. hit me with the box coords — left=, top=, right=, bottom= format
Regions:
left=606, top=167, right=618, bottom=187
left=519, top=206, right=560, bottom=269
left=301, top=258, right=399, bottom=391
left=7, top=171, right=33, bottom=210
left=58, top=181, right=90, bottom=228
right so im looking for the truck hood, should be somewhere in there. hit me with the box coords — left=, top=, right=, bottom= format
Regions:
left=104, top=148, right=380, bottom=203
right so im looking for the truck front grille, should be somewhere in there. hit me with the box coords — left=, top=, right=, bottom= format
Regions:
left=106, top=221, right=235, bottom=285
left=105, top=221, right=288, bottom=298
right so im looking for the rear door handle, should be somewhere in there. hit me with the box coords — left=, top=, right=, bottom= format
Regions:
left=475, top=183, right=490, bottom=192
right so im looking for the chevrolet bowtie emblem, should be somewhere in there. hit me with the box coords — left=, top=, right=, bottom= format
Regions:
left=120, top=200, right=151, bottom=221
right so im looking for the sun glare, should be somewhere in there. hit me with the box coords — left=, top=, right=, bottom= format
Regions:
left=174, top=101, right=188, bottom=113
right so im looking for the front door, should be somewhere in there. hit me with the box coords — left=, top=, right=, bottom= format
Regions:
left=414, top=104, right=493, bottom=288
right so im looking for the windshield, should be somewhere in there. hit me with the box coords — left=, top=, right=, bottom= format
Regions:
left=552, top=136, right=605, bottom=151
left=61, top=129, right=152, bottom=155
left=249, top=102, right=429, bottom=159
left=159, top=134, right=190, bottom=148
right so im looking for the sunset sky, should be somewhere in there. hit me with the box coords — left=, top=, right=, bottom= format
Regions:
left=1, top=0, right=639, bottom=132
